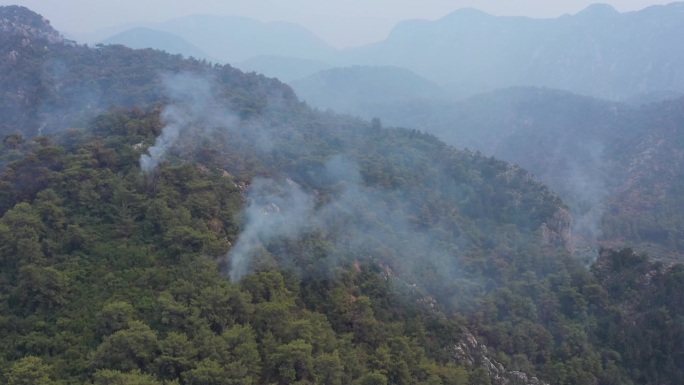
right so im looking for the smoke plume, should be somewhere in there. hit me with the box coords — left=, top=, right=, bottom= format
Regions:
left=142, top=71, right=473, bottom=300
left=228, top=155, right=462, bottom=288
left=140, top=73, right=233, bottom=174
left=228, top=178, right=316, bottom=282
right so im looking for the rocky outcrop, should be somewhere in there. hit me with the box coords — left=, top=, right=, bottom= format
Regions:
left=413, top=291, right=549, bottom=385
left=541, top=206, right=573, bottom=250
left=0, top=5, right=66, bottom=44
left=450, top=328, right=549, bottom=385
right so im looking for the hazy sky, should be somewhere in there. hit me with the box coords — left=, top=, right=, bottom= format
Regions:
left=1, top=0, right=675, bottom=47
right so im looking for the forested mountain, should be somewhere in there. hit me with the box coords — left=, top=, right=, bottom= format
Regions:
left=1, top=6, right=683, bottom=385
left=0, top=9, right=294, bottom=139
left=294, top=84, right=684, bottom=260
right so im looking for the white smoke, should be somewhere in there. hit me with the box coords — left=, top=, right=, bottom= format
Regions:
left=138, top=71, right=466, bottom=291
left=139, top=108, right=182, bottom=174
left=228, top=155, right=461, bottom=286
left=558, top=139, right=610, bottom=247
left=140, top=73, right=231, bottom=174
left=228, top=178, right=316, bottom=282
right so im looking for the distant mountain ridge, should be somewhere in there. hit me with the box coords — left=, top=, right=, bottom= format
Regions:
left=289, top=65, right=444, bottom=113
left=94, top=14, right=339, bottom=65
left=99, top=27, right=212, bottom=61
left=345, top=2, right=684, bottom=99
left=235, top=55, right=333, bottom=82
left=84, top=2, right=684, bottom=100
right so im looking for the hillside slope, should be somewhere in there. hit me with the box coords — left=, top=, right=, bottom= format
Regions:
left=0, top=6, right=682, bottom=385
left=0, top=7, right=567, bottom=385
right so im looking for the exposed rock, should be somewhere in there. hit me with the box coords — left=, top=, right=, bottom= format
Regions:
left=0, top=5, right=67, bottom=44
left=415, top=293, right=549, bottom=385
left=449, top=328, right=550, bottom=385
left=541, top=206, right=573, bottom=250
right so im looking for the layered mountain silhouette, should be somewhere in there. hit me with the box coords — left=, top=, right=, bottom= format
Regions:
left=345, top=2, right=684, bottom=100
left=87, top=2, right=684, bottom=100
left=96, top=14, right=338, bottom=64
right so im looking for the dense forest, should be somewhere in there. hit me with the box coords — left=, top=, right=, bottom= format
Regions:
left=0, top=5, right=682, bottom=385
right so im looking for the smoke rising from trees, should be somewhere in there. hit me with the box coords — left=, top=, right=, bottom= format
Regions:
left=140, top=73, right=237, bottom=174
